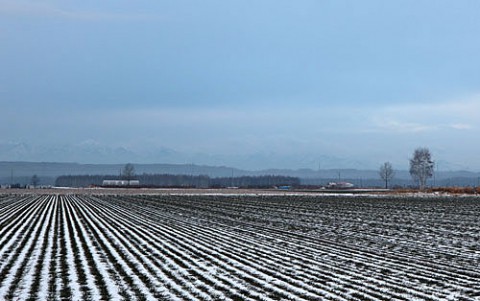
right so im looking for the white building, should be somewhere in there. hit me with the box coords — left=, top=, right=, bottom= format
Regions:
left=102, top=180, right=140, bottom=186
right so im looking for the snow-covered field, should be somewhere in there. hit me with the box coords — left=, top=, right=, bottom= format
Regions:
left=0, top=193, right=479, bottom=300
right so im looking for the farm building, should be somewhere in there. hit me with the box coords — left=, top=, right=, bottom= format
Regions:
left=326, top=182, right=354, bottom=189
left=102, top=180, right=140, bottom=186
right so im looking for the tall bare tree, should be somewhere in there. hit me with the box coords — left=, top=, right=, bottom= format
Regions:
left=379, top=162, right=395, bottom=189
left=122, top=163, right=135, bottom=181
left=31, top=174, right=40, bottom=188
left=409, top=147, right=434, bottom=190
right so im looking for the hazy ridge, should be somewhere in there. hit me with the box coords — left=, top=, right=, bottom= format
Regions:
left=1, top=161, right=479, bottom=187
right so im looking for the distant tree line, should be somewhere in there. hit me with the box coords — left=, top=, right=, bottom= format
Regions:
left=55, top=174, right=300, bottom=188
left=210, top=175, right=300, bottom=188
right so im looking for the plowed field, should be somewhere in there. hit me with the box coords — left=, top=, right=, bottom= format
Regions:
left=0, top=193, right=479, bottom=300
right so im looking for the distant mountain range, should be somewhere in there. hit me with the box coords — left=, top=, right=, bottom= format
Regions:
left=1, top=161, right=480, bottom=187
left=0, top=141, right=404, bottom=170
left=1, top=141, right=475, bottom=172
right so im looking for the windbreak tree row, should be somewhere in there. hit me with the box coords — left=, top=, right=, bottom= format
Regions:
left=55, top=174, right=299, bottom=188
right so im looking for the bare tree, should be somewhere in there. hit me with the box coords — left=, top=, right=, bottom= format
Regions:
left=379, top=162, right=395, bottom=189
left=409, top=147, right=434, bottom=190
left=31, top=174, right=40, bottom=187
left=122, top=163, right=135, bottom=180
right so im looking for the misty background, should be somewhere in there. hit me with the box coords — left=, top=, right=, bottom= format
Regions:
left=1, top=1, right=480, bottom=171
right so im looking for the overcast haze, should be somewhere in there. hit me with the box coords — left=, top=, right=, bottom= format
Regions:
left=1, top=0, right=480, bottom=170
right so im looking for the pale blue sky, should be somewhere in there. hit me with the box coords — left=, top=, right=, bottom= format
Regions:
left=1, top=0, right=480, bottom=170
